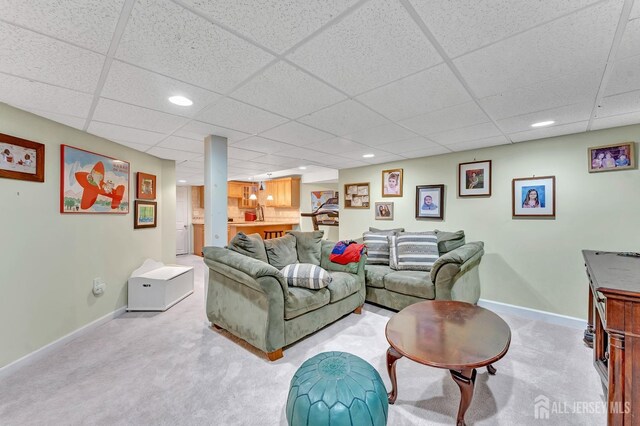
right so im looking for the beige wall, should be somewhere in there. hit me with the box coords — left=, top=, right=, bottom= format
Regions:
left=300, top=182, right=339, bottom=241
left=339, top=124, right=640, bottom=319
left=0, top=103, right=176, bottom=368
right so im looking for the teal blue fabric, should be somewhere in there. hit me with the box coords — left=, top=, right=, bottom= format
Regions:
left=285, top=287, right=330, bottom=320
left=286, top=351, right=388, bottom=426
left=384, top=270, right=435, bottom=299
left=326, top=272, right=359, bottom=303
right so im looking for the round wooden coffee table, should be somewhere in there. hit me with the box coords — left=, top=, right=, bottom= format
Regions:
left=385, top=301, right=511, bottom=426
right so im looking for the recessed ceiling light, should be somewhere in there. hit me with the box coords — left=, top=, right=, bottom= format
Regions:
left=168, top=96, right=193, bottom=106
left=362, top=154, right=375, bottom=158
left=178, top=179, right=187, bottom=183
left=299, top=166, right=307, bottom=170
left=531, top=120, right=555, bottom=128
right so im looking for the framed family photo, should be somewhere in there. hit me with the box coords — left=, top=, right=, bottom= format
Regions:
left=344, top=182, right=370, bottom=208
left=136, top=172, right=156, bottom=200
left=512, top=176, right=555, bottom=218
left=0, top=133, right=45, bottom=182
left=415, top=184, right=444, bottom=219
left=588, top=142, right=635, bottom=172
left=134, top=200, right=157, bottom=229
left=375, top=202, right=394, bottom=220
left=458, top=160, right=491, bottom=197
left=382, top=168, right=403, bottom=197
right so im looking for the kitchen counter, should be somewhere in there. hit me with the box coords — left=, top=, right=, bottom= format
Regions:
left=227, top=221, right=299, bottom=242
left=230, top=221, right=299, bottom=227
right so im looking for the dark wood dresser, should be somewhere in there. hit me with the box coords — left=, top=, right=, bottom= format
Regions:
left=583, top=250, right=640, bottom=425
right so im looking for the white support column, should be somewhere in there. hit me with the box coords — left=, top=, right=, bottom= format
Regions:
left=204, top=135, right=228, bottom=247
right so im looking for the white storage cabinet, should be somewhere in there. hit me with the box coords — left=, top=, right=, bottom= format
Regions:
left=128, top=259, right=194, bottom=311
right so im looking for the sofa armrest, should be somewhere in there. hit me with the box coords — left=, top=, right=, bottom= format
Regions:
left=430, top=242, right=484, bottom=302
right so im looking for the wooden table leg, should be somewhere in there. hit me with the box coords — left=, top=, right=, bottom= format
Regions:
left=486, top=364, right=497, bottom=375
left=450, top=368, right=477, bottom=426
left=386, top=346, right=403, bottom=404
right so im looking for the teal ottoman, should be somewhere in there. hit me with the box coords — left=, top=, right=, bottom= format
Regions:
left=286, top=351, right=388, bottom=426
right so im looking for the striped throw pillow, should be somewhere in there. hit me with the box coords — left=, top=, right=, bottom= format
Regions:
left=395, top=232, right=439, bottom=271
left=281, top=264, right=332, bottom=289
left=363, top=231, right=395, bottom=265
left=388, top=235, right=398, bottom=270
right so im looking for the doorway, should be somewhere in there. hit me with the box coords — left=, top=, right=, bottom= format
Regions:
left=176, top=186, right=189, bottom=255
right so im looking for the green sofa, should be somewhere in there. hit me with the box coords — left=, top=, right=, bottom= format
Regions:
left=203, top=231, right=366, bottom=361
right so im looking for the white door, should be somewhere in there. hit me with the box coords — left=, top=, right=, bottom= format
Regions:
left=176, top=186, right=189, bottom=255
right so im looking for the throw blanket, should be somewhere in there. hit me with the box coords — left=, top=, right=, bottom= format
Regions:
left=330, top=240, right=366, bottom=265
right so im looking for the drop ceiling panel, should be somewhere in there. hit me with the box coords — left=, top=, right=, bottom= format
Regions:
left=196, top=98, right=288, bottom=134
left=447, top=135, right=510, bottom=152
left=343, top=123, right=418, bottom=146
left=20, top=108, right=87, bottom=129
left=496, top=102, right=594, bottom=134
left=177, top=158, right=204, bottom=171
left=509, top=121, right=588, bottom=142
left=297, top=100, right=389, bottom=136
left=260, top=121, right=333, bottom=146
left=145, top=146, right=201, bottom=162
left=591, top=111, right=640, bottom=130
left=87, top=121, right=166, bottom=145
left=605, top=55, right=640, bottom=96
left=429, top=122, right=503, bottom=145
left=410, top=0, right=600, bottom=58
left=375, top=137, right=440, bottom=153
left=288, top=0, right=442, bottom=95
left=399, top=102, right=490, bottom=136
left=361, top=153, right=405, bottom=165
left=230, top=136, right=293, bottom=154
left=174, top=120, right=250, bottom=143
left=273, top=147, right=331, bottom=161
left=0, top=73, right=93, bottom=118
left=454, top=0, right=623, bottom=98
left=0, top=22, right=104, bottom=92
left=596, top=90, right=640, bottom=118
left=400, top=146, right=450, bottom=159
left=115, top=0, right=274, bottom=93
left=631, top=1, right=640, bottom=19
left=229, top=61, right=346, bottom=118
left=157, top=135, right=204, bottom=154
left=101, top=61, right=221, bottom=117
left=338, top=147, right=397, bottom=160
left=113, top=140, right=153, bottom=152
left=227, top=147, right=265, bottom=161
left=324, top=158, right=369, bottom=169
left=0, top=0, right=124, bottom=54
left=250, top=154, right=301, bottom=168
left=617, top=18, right=640, bottom=60
left=356, top=64, right=471, bottom=121
left=93, top=99, right=189, bottom=134
left=302, top=137, right=368, bottom=155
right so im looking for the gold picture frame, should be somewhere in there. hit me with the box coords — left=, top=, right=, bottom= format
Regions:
left=344, top=182, right=370, bottom=208
left=382, top=168, right=403, bottom=197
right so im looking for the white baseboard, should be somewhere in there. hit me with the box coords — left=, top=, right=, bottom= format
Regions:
left=0, top=306, right=127, bottom=378
left=478, top=298, right=586, bottom=330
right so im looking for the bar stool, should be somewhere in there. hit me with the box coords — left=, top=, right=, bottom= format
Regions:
left=264, top=230, right=283, bottom=239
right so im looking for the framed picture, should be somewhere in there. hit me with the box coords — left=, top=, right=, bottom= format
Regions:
left=60, top=145, right=130, bottom=214
left=311, top=190, right=335, bottom=211
left=382, top=168, right=403, bottom=197
left=136, top=172, right=157, bottom=200
left=458, top=160, right=491, bottom=197
left=416, top=184, right=444, bottom=219
left=344, top=182, right=370, bottom=208
left=512, top=176, right=555, bottom=218
left=588, top=142, right=635, bottom=172
left=0, top=133, right=45, bottom=182
left=375, top=202, right=394, bottom=220
left=134, top=200, right=157, bottom=229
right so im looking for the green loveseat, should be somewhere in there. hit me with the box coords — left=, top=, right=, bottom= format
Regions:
left=203, top=231, right=366, bottom=361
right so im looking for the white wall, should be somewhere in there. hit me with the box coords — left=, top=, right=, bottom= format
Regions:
left=0, top=103, right=176, bottom=368
left=300, top=182, right=339, bottom=241
left=339, top=124, right=640, bottom=319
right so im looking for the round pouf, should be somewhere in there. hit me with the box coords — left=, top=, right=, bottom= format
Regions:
left=286, top=351, right=388, bottom=426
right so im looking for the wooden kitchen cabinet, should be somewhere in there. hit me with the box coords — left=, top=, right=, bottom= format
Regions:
left=197, top=186, right=204, bottom=209
left=240, top=184, right=258, bottom=208
left=193, top=224, right=204, bottom=257
left=265, top=177, right=300, bottom=208
left=228, top=181, right=243, bottom=198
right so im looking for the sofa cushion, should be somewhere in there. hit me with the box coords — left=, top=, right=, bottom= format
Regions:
left=369, top=227, right=405, bottom=233
left=287, top=230, right=324, bottom=265
left=264, top=234, right=297, bottom=270
left=435, top=230, right=466, bottom=255
left=363, top=230, right=396, bottom=265
left=395, top=231, right=439, bottom=271
left=281, top=263, right=332, bottom=290
left=384, top=271, right=435, bottom=299
left=326, top=272, right=360, bottom=303
left=365, top=265, right=392, bottom=288
left=227, top=232, right=268, bottom=263
left=285, top=287, right=330, bottom=320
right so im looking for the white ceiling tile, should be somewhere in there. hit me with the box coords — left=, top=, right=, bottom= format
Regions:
left=230, top=136, right=293, bottom=154
left=177, top=158, right=204, bottom=171
left=605, top=55, right=640, bottom=96
left=101, top=61, right=221, bottom=117
left=447, top=135, right=511, bottom=152
left=337, top=147, right=397, bottom=160
left=327, top=159, right=369, bottom=169
left=410, top=0, right=601, bottom=58
left=260, top=121, right=333, bottom=146
left=297, top=100, right=389, bottom=136
left=115, top=0, right=274, bottom=93
left=375, top=137, right=440, bottom=153
left=509, top=121, right=589, bottom=142
left=157, top=135, right=204, bottom=154
left=631, top=1, right=640, bottom=19
left=0, top=21, right=104, bottom=92
left=400, top=146, right=451, bottom=159
left=87, top=121, right=166, bottom=145
left=230, top=61, right=346, bottom=118
left=251, top=154, right=301, bottom=168
left=0, top=73, right=92, bottom=118
left=617, top=18, right=640, bottom=60
left=303, top=137, right=368, bottom=155
left=288, top=0, right=442, bottom=95
left=480, top=68, right=603, bottom=120
left=113, top=140, right=152, bottom=152
left=454, top=0, right=623, bottom=98
left=399, top=102, right=490, bottom=136
left=275, top=147, right=330, bottom=161
left=362, top=154, right=406, bottom=165
left=0, top=0, right=124, bottom=54
left=196, top=98, right=288, bottom=134
left=343, top=123, right=418, bottom=146
left=174, top=120, right=250, bottom=143
left=596, top=90, right=640, bottom=118
left=591, top=110, right=640, bottom=130
left=20, top=108, right=86, bottom=130
left=145, top=146, right=200, bottom=162
left=356, top=64, right=471, bottom=121
left=496, top=102, right=594, bottom=134
left=228, top=147, right=265, bottom=161
left=93, top=98, right=189, bottom=134
left=429, top=122, right=503, bottom=145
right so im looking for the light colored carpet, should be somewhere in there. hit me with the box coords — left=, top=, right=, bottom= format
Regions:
left=0, top=255, right=605, bottom=425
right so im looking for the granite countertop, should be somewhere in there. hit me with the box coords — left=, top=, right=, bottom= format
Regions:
left=229, top=221, right=299, bottom=227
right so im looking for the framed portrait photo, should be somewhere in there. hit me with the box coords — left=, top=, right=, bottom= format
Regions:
left=382, top=168, right=403, bottom=197
left=415, top=184, right=444, bottom=219
left=0, top=133, right=45, bottom=182
left=137, top=172, right=157, bottom=200
left=375, top=202, right=394, bottom=220
left=512, top=176, right=555, bottom=218
left=588, top=142, right=635, bottom=172
left=344, top=182, right=370, bottom=208
left=134, top=200, right=157, bottom=229
left=459, top=160, right=491, bottom=197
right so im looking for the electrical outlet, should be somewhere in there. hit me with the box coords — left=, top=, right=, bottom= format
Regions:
left=92, top=278, right=106, bottom=296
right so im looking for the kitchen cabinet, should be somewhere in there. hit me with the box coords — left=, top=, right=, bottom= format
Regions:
left=265, top=177, right=300, bottom=208
left=198, top=186, right=204, bottom=209
left=193, top=224, right=204, bottom=256
left=240, top=184, right=258, bottom=208
left=228, top=182, right=243, bottom=198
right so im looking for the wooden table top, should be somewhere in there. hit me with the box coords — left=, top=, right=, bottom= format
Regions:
left=385, top=301, right=511, bottom=370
